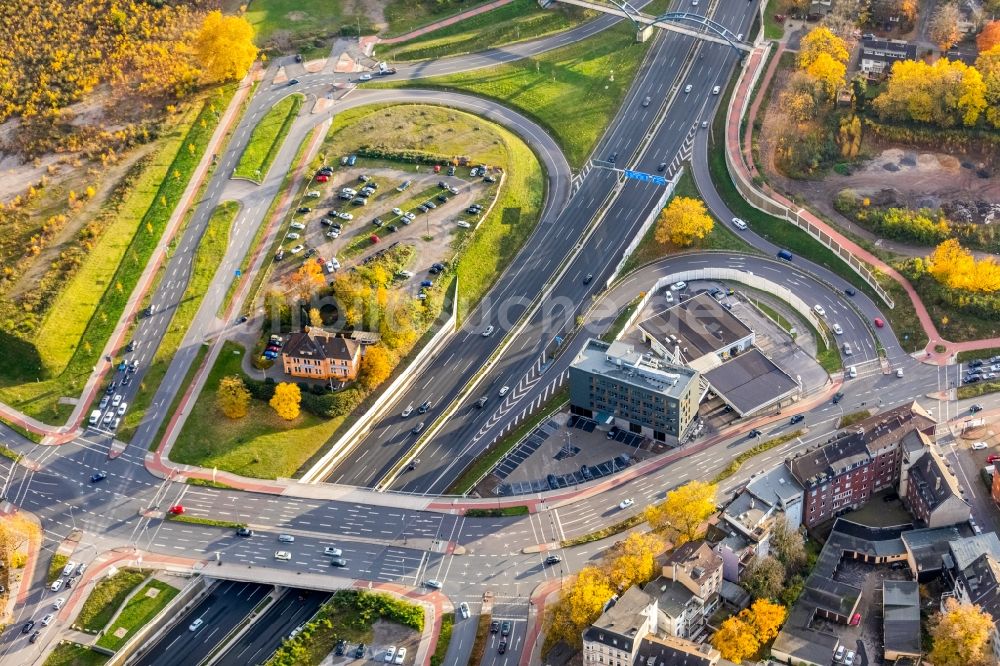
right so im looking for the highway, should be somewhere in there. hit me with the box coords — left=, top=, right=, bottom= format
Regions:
left=214, top=588, right=330, bottom=666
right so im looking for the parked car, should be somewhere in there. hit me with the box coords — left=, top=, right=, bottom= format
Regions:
left=457, top=220, right=472, bottom=229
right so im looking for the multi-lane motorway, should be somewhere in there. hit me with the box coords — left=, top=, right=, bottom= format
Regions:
left=1, top=1, right=991, bottom=665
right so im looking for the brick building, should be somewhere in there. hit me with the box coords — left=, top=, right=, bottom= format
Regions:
left=786, top=403, right=935, bottom=528
left=280, top=327, right=362, bottom=381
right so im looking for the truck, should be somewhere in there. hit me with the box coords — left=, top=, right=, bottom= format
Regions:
left=89, top=410, right=102, bottom=426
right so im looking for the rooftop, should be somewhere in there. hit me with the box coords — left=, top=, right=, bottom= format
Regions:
left=583, top=585, right=652, bottom=651
left=908, top=449, right=966, bottom=513
left=643, top=578, right=698, bottom=616
left=637, top=292, right=753, bottom=361
left=635, top=634, right=721, bottom=666
left=949, top=532, right=1000, bottom=571
left=883, top=580, right=921, bottom=656
left=282, top=327, right=360, bottom=362
left=745, top=464, right=803, bottom=508
left=663, top=541, right=723, bottom=584
left=703, top=349, right=798, bottom=416
left=901, top=525, right=963, bottom=573
left=570, top=339, right=698, bottom=400
left=859, top=39, right=918, bottom=61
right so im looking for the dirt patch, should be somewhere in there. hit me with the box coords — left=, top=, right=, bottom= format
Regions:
left=348, top=0, right=388, bottom=32
left=370, top=618, right=421, bottom=659
left=286, top=10, right=308, bottom=21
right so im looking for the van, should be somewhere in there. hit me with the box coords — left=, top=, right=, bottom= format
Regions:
left=89, top=410, right=102, bottom=426
left=777, top=249, right=793, bottom=261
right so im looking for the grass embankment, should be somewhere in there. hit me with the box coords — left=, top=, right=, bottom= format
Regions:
left=379, top=2, right=591, bottom=61
left=43, top=643, right=108, bottom=666
left=96, top=580, right=179, bottom=651
left=430, top=612, right=455, bottom=666
left=466, top=506, right=529, bottom=517
left=712, top=429, right=805, bottom=483
left=561, top=513, right=646, bottom=548
left=707, top=73, right=928, bottom=353
left=446, top=387, right=568, bottom=495
left=368, top=21, right=654, bottom=167
left=469, top=612, right=492, bottom=666
left=383, top=0, right=495, bottom=38
left=73, top=569, right=147, bottom=634
left=0, top=444, right=23, bottom=463
left=118, top=201, right=238, bottom=442
left=0, top=86, right=236, bottom=423
left=601, top=298, right=641, bottom=343
left=246, top=0, right=376, bottom=57
left=234, top=94, right=303, bottom=182
left=319, top=104, right=544, bottom=321
left=0, top=417, right=42, bottom=444
left=170, top=341, right=341, bottom=479
left=167, top=514, right=246, bottom=529
left=620, top=167, right=755, bottom=275
left=838, top=410, right=871, bottom=428
left=266, top=590, right=423, bottom=665
left=958, top=348, right=1000, bottom=363
left=47, top=554, right=69, bottom=584
left=763, top=0, right=785, bottom=39
left=958, top=380, right=1000, bottom=400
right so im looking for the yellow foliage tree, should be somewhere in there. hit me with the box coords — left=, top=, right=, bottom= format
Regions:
left=607, top=532, right=663, bottom=590
left=645, top=480, right=717, bottom=544
left=928, top=239, right=1000, bottom=293
left=216, top=375, right=250, bottom=419
left=838, top=115, right=862, bottom=158
left=785, top=90, right=817, bottom=124
left=976, top=47, right=1000, bottom=128
left=269, top=382, right=301, bottom=420
left=805, top=52, right=847, bottom=100
left=928, top=3, right=961, bottom=51
left=798, top=27, right=849, bottom=70
left=654, top=196, right=714, bottom=247
left=192, top=11, right=257, bottom=83
left=308, top=307, right=323, bottom=328
left=0, top=513, right=40, bottom=568
left=358, top=346, right=394, bottom=391
left=546, top=566, right=615, bottom=647
left=711, top=615, right=760, bottom=663
left=289, top=261, right=325, bottom=301
left=874, top=58, right=987, bottom=127
left=929, top=598, right=994, bottom=666
left=743, top=599, right=788, bottom=642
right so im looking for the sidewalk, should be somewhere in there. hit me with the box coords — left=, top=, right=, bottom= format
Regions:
left=0, top=64, right=262, bottom=445
left=731, top=44, right=1000, bottom=363
left=377, top=0, right=514, bottom=45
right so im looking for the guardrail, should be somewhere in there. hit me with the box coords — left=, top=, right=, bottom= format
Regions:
left=723, top=44, right=895, bottom=309
left=607, top=167, right=682, bottom=287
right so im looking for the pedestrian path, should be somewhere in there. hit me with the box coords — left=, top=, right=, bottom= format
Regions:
left=377, top=0, right=515, bottom=45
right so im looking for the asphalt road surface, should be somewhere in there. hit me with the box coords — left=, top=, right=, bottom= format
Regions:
left=214, top=587, right=330, bottom=666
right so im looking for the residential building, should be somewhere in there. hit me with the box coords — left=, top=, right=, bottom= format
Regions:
left=582, top=586, right=656, bottom=666
left=280, top=327, right=361, bottom=380
left=643, top=579, right=708, bottom=640
left=858, top=39, right=918, bottom=78
left=903, top=448, right=970, bottom=528
left=569, top=339, right=700, bottom=441
left=945, top=550, right=1000, bottom=663
left=786, top=403, right=935, bottom=528
left=634, top=635, right=721, bottom=666
left=663, top=541, right=724, bottom=602
left=640, top=543, right=723, bottom=641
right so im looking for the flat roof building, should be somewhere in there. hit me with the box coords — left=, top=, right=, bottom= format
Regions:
left=569, top=339, right=700, bottom=441
left=703, top=349, right=799, bottom=416
left=637, top=293, right=754, bottom=370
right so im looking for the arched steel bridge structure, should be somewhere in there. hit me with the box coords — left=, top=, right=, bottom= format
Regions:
left=546, top=0, right=753, bottom=51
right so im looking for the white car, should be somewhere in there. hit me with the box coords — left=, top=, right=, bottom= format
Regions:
left=306, top=190, right=321, bottom=198
left=385, top=647, right=397, bottom=662
left=189, top=618, right=204, bottom=632
left=482, top=325, right=495, bottom=337
left=326, top=230, right=340, bottom=238
left=274, top=550, right=292, bottom=561
left=712, top=85, right=720, bottom=95
left=684, top=84, right=693, bottom=93
left=394, top=647, right=407, bottom=664
left=50, top=579, right=64, bottom=592
left=62, top=562, right=78, bottom=578
left=112, top=394, right=122, bottom=408
left=398, top=270, right=414, bottom=279
left=670, top=281, right=686, bottom=291
left=835, top=646, right=845, bottom=662
left=323, top=547, right=343, bottom=557
left=664, top=291, right=674, bottom=303
left=290, top=245, right=304, bottom=254
left=973, top=441, right=988, bottom=450
left=459, top=602, right=470, bottom=619
left=404, top=212, right=416, bottom=221
left=325, top=261, right=337, bottom=274
left=338, top=212, right=354, bottom=220
left=41, top=614, right=54, bottom=627
left=498, top=386, right=510, bottom=397
left=401, top=404, right=413, bottom=417
left=286, top=232, right=300, bottom=240
left=290, top=222, right=305, bottom=230
left=619, top=498, right=635, bottom=510
left=832, top=323, right=843, bottom=335
left=896, top=368, right=904, bottom=378
left=731, top=218, right=747, bottom=230
left=358, top=73, right=372, bottom=81
left=117, top=402, right=128, bottom=416
left=845, top=650, right=855, bottom=666
left=392, top=207, right=404, bottom=216
left=457, top=220, right=472, bottom=229
left=278, top=534, right=295, bottom=543
left=813, top=304, right=826, bottom=317
left=53, top=597, right=66, bottom=610
left=424, top=579, right=443, bottom=589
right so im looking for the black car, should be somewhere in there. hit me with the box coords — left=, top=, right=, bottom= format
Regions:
left=334, top=640, right=347, bottom=656
left=106, top=382, right=116, bottom=394
left=125, top=340, right=136, bottom=353
left=547, top=474, right=559, bottom=490
left=748, top=429, right=762, bottom=438
left=845, top=287, right=856, bottom=297
left=90, top=471, right=107, bottom=483
left=448, top=166, right=456, bottom=176
left=832, top=392, right=844, bottom=404
left=425, top=200, right=437, bottom=209
left=330, top=558, right=348, bottom=567
left=296, top=207, right=311, bottom=214
left=288, top=79, right=299, bottom=85
left=372, top=218, right=383, bottom=227
left=969, top=359, right=984, bottom=368
left=965, top=375, right=982, bottom=384
left=437, top=194, right=449, bottom=203
left=355, top=644, right=366, bottom=658
left=789, top=414, right=805, bottom=425
left=418, top=400, right=432, bottom=414
left=294, top=54, right=303, bottom=63
left=583, top=273, right=593, bottom=285
left=236, top=527, right=254, bottom=537
left=304, top=248, right=316, bottom=258
left=438, top=180, right=448, bottom=189
left=544, top=555, right=562, bottom=565
left=475, top=396, right=488, bottom=408
left=411, top=422, right=425, bottom=435
left=21, top=620, right=35, bottom=634
left=431, top=262, right=445, bottom=271
left=657, top=162, right=667, bottom=172
left=970, top=404, right=984, bottom=413
left=29, top=631, right=40, bottom=643
left=490, top=621, right=500, bottom=634
left=417, top=204, right=428, bottom=213
left=608, top=152, right=617, bottom=163
left=498, top=640, right=507, bottom=654
left=387, top=224, right=398, bottom=232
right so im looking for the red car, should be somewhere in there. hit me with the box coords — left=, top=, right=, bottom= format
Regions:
left=433, top=165, right=441, bottom=173
left=874, top=318, right=885, bottom=328
left=316, top=175, right=329, bottom=182
left=987, top=454, right=1000, bottom=464
left=849, top=613, right=861, bottom=626
left=168, top=505, right=185, bottom=515
left=370, top=234, right=380, bottom=244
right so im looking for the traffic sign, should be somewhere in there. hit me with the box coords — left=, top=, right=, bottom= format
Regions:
left=624, top=169, right=667, bottom=186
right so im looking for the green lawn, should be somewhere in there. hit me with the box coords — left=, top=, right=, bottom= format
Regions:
left=764, top=0, right=785, bottom=40
left=170, top=341, right=346, bottom=479
left=379, top=2, right=591, bottom=61
left=958, top=379, right=1000, bottom=400
left=43, top=643, right=109, bottom=666
left=246, top=0, right=373, bottom=51
left=601, top=297, right=642, bottom=342
left=621, top=167, right=756, bottom=275
left=47, top=554, right=69, bottom=584
left=0, top=85, right=237, bottom=423
left=383, top=0, right=495, bottom=38
left=958, top=347, right=1000, bottom=363
left=369, top=21, right=653, bottom=167
left=96, top=580, right=179, bottom=652
left=118, top=202, right=238, bottom=442
left=234, top=95, right=303, bottom=182
left=430, top=613, right=455, bottom=666
left=74, top=569, right=147, bottom=634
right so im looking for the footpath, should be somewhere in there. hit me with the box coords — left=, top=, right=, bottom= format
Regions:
left=377, top=0, right=514, bottom=45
